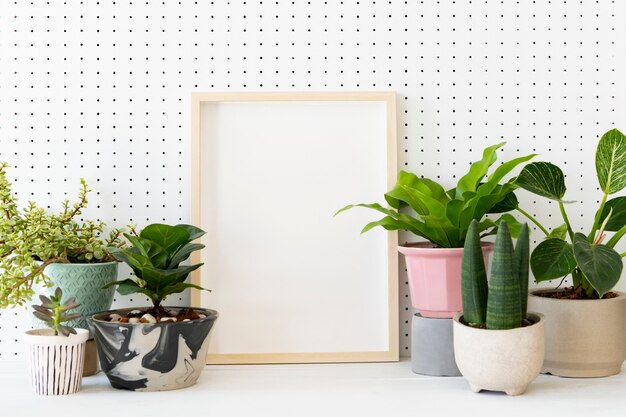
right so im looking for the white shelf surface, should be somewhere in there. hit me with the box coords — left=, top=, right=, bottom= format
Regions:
left=2, top=359, right=625, bottom=416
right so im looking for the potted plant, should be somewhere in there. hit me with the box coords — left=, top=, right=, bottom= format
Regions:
left=0, top=161, right=126, bottom=375
left=508, top=128, right=626, bottom=377
left=24, top=287, right=89, bottom=395
left=453, top=220, right=544, bottom=396
left=336, top=143, right=535, bottom=376
left=89, top=223, right=218, bottom=392
left=336, top=143, right=535, bottom=318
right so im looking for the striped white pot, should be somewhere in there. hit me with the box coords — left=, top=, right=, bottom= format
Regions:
left=24, top=328, right=89, bottom=395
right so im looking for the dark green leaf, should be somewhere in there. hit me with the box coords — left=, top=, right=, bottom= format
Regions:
left=461, top=220, right=488, bottom=325
left=547, top=223, right=568, bottom=240
left=596, top=128, right=626, bottom=194
left=515, top=224, right=530, bottom=317
left=486, top=221, right=522, bottom=330
left=124, top=233, right=150, bottom=258
left=530, top=238, right=577, bottom=282
left=597, top=196, right=626, bottom=232
left=105, top=279, right=143, bottom=295
left=516, top=162, right=567, bottom=201
left=488, top=191, right=519, bottom=213
left=573, top=233, right=623, bottom=298
left=140, top=224, right=190, bottom=256
left=141, top=267, right=179, bottom=291
left=175, top=224, right=206, bottom=241
left=168, top=243, right=205, bottom=268
left=156, top=282, right=210, bottom=300
left=127, top=237, right=169, bottom=269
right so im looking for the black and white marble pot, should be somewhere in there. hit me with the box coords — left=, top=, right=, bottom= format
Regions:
left=89, top=307, right=218, bottom=391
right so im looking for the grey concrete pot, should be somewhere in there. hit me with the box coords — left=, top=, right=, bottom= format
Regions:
left=411, top=313, right=461, bottom=376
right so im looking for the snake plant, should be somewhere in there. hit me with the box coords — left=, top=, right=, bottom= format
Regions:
left=462, top=219, right=530, bottom=330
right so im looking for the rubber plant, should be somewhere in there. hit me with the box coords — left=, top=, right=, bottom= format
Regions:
left=0, top=162, right=127, bottom=308
left=335, top=143, right=536, bottom=247
left=104, top=223, right=210, bottom=319
left=508, top=128, right=626, bottom=299
left=462, top=219, right=530, bottom=329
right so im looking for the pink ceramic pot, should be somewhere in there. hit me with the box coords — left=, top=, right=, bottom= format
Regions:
left=398, top=242, right=494, bottom=318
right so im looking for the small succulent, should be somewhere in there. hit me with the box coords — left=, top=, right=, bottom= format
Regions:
left=461, top=219, right=530, bottom=330
left=32, top=287, right=81, bottom=336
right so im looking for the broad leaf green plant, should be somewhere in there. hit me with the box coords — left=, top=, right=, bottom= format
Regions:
left=0, top=162, right=127, bottom=308
left=510, top=128, right=626, bottom=299
left=32, top=287, right=81, bottom=337
left=462, top=219, right=530, bottom=329
left=336, top=143, right=536, bottom=248
left=104, top=223, right=209, bottom=318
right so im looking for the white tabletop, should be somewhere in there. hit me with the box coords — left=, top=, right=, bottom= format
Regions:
left=3, top=359, right=626, bottom=416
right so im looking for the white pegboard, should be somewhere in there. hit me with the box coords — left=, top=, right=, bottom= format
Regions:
left=0, top=1, right=624, bottom=360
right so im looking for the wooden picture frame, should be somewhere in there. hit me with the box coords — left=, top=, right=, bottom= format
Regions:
left=190, top=91, right=398, bottom=364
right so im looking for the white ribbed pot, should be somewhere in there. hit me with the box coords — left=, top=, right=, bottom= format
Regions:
left=24, top=328, right=89, bottom=395
left=453, top=313, right=544, bottom=396
left=528, top=290, right=626, bottom=377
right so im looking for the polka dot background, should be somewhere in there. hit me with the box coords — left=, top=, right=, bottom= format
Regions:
left=0, top=0, right=624, bottom=359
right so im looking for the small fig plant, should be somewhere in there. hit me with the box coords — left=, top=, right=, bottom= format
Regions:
left=104, top=223, right=210, bottom=319
left=461, top=219, right=530, bottom=329
left=32, top=287, right=81, bottom=336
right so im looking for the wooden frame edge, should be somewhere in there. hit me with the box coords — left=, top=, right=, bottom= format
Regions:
left=190, top=91, right=398, bottom=363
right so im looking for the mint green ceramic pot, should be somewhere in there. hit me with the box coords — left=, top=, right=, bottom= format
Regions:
left=43, top=262, right=119, bottom=331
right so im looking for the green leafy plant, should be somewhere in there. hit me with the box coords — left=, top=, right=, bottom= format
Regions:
left=509, top=128, right=626, bottom=299
left=336, top=143, right=536, bottom=248
left=462, top=219, right=530, bottom=329
left=0, top=162, right=127, bottom=308
left=104, top=223, right=209, bottom=318
left=32, top=287, right=81, bottom=336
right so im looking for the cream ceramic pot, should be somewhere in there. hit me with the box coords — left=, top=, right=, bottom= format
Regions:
left=528, top=290, right=626, bottom=377
left=453, top=313, right=544, bottom=396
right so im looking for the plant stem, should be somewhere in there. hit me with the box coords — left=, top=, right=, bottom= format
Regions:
left=558, top=201, right=575, bottom=242
left=515, top=207, right=549, bottom=236
left=588, top=191, right=609, bottom=243
left=53, top=304, right=61, bottom=336
left=607, top=225, right=626, bottom=248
